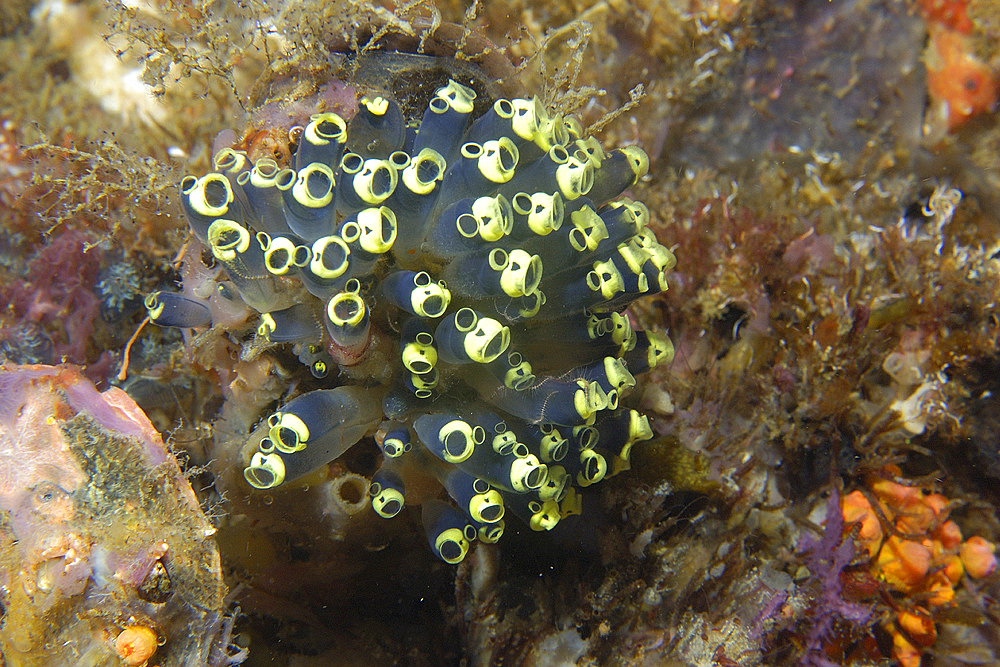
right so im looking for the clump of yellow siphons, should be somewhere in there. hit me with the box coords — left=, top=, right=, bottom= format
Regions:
left=842, top=466, right=997, bottom=667
left=150, top=79, right=675, bottom=564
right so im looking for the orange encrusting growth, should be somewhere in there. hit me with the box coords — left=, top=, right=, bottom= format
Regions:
left=919, top=0, right=998, bottom=132
left=877, top=535, right=932, bottom=590
left=841, top=466, right=997, bottom=667
left=841, top=490, right=883, bottom=558
left=925, top=26, right=998, bottom=131
left=960, top=535, right=998, bottom=579
left=918, top=0, right=973, bottom=34
left=114, top=625, right=158, bottom=666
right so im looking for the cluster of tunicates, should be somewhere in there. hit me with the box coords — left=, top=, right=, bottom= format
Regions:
left=147, top=79, right=675, bottom=564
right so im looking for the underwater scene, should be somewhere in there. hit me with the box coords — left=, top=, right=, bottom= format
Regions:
left=1, top=0, right=999, bottom=665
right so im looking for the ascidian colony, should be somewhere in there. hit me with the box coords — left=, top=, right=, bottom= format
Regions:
left=145, top=71, right=676, bottom=565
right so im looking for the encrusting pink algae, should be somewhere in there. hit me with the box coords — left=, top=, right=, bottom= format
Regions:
left=1, top=0, right=1000, bottom=664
